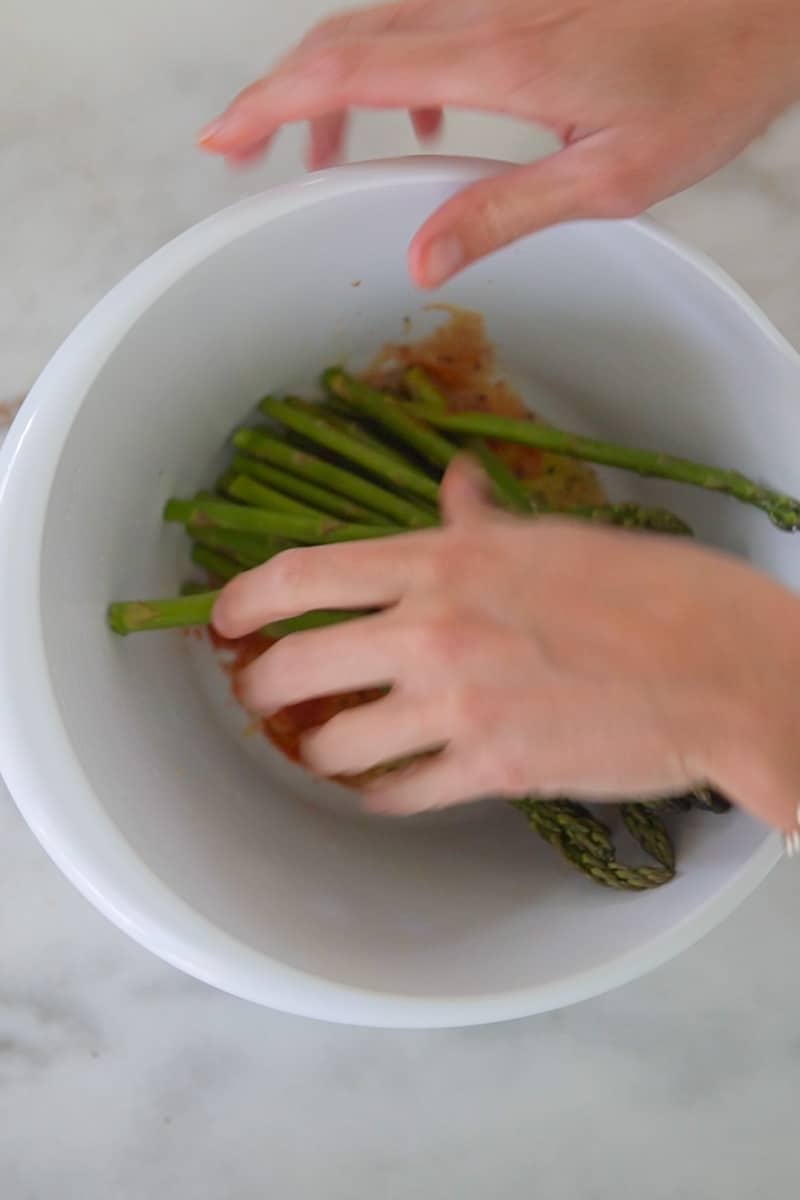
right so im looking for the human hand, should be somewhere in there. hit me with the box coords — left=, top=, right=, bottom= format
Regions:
left=197, top=0, right=800, bottom=286
left=212, top=459, right=800, bottom=834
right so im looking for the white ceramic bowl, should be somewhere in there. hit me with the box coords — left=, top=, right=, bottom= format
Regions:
left=1, top=158, right=797, bottom=1028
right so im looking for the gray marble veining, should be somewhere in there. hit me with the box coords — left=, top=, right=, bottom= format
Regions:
left=2, top=2, right=799, bottom=1196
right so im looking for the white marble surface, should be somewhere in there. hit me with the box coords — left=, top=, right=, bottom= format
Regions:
left=2, top=2, right=800, bottom=1195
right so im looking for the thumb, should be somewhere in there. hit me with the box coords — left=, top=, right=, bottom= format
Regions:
left=408, top=133, right=638, bottom=288
left=439, top=456, right=494, bottom=527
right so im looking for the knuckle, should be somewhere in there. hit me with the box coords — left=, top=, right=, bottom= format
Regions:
left=471, top=190, right=515, bottom=254
left=213, top=575, right=248, bottom=629
left=304, top=14, right=346, bottom=44
left=302, top=41, right=365, bottom=89
left=266, top=546, right=312, bottom=594
left=593, top=154, right=651, bottom=218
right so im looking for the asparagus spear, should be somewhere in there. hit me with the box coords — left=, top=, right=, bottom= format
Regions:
left=325, top=365, right=535, bottom=514
left=108, top=589, right=366, bottom=638
left=403, top=406, right=800, bottom=531
left=224, top=473, right=327, bottom=517
left=188, top=523, right=290, bottom=568
left=511, top=797, right=675, bottom=889
left=462, top=436, right=534, bottom=514
left=620, top=803, right=676, bottom=872
left=264, top=608, right=369, bottom=639
left=232, top=429, right=436, bottom=529
left=108, top=591, right=219, bottom=635
left=647, top=787, right=731, bottom=813
left=546, top=502, right=692, bottom=535
left=259, top=396, right=440, bottom=505
left=327, top=366, right=537, bottom=514
left=404, top=365, right=447, bottom=410
left=164, top=497, right=399, bottom=545
left=191, top=544, right=240, bottom=583
left=397, top=366, right=534, bottom=513
left=219, top=471, right=324, bottom=517
left=230, top=452, right=384, bottom=524
left=288, top=397, right=415, bottom=470
left=322, top=368, right=457, bottom=471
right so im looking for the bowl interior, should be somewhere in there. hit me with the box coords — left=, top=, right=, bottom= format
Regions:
left=30, top=168, right=800, bottom=1007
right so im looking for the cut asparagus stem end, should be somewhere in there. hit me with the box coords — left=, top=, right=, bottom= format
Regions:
left=107, top=591, right=219, bottom=635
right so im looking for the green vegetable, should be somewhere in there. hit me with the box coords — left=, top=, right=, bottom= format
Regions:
left=190, top=544, right=240, bottom=583
left=188, top=523, right=290, bottom=568
left=230, top=452, right=384, bottom=524
left=108, top=591, right=219, bottom=635
left=164, top=496, right=399, bottom=545
left=545, top=502, right=692, bottom=535
left=108, top=588, right=365, bottom=639
left=404, top=405, right=800, bottom=531
left=260, top=395, right=440, bottom=504
left=511, top=798, right=675, bottom=890
left=232, top=428, right=435, bottom=528
left=220, top=472, right=325, bottom=517
left=322, top=368, right=457, bottom=471
left=109, top=361, right=736, bottom=892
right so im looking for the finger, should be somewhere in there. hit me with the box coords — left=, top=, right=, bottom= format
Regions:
left=408, top=134, right=622, bottom=287
left=237, top=612, right=400, bottom=714
left=410, top=106, right=443, bottom=142
left=362, top=746, right=491, bottom=815
left=212, top=537, right=428, bottom=640
left=306, top=111, right=348, bottom=169
left=197, top=32, right=490, bottom=156
left=438, top=456, right=493, bottom=526
left=301, top=692, right=449, bottom=777
left=223, top=134, right=274, bottom=168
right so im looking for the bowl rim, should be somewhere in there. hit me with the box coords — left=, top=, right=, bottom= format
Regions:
left=0, top=155, right=787, bottom=1028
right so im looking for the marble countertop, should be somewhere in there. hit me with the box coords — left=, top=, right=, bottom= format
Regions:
left=2, top=2, right=800, bottom=1195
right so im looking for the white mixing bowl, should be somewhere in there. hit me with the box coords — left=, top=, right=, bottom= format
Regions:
left=1, top=158, right=797, bottom=1027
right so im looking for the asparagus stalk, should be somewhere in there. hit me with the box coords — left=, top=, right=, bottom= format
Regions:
left=230, top=452, right=384, bottom=524
left=646, top=787, right=731, bottom=813
left=191, top=544, right=240, bottom=583
left=404, top=406, right=800, bottom=531
left=108, top=589, right=365, bottom=639
left=259, top=396, right=440, bottom=505
left=620, top=803, right=676, bottom=872
left=404, top=366, right=447, bottom=410
left=325, top=366, right=534, bottom=514
left=511, top=798, right=675, bottom=889
left=225, top=473, right=327, bottom=517
left=462, top=437, right=533, bottom=514
left=322, top=368, right=457, bottom=471
left=328, top=366, right=538, bottom=514
left=264, top=608, right=368, bottom=639
left=219, top=471, right=324, bottom=517
left=188, top=523, right=290, bottom=568
left=164, top=497, right=399, bottom=545
left=232, top=429, right=436, bottom=529
left=398, top=366, right=534, bottom=513
left=108, top=591, right=219, bottom=635
left=288, top=397, right=414, bottom=470
left=546, top=502, right=692, bottom=535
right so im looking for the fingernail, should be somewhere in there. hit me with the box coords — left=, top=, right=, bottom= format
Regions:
left=197, top=117, right=227, bottom=147
left=197, top=113, right=250, bottom=149
left=422, top=235, right=464, bottom=288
